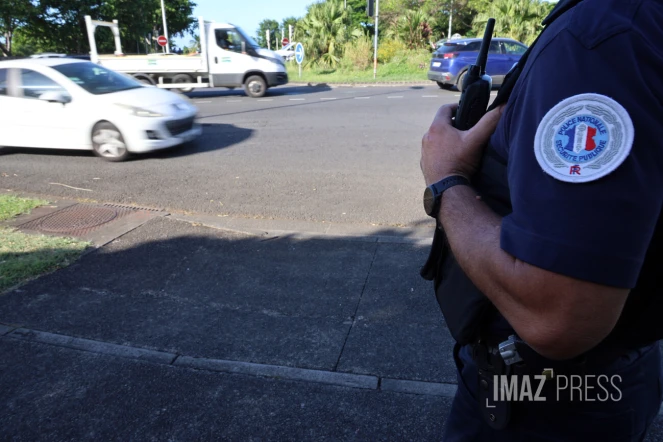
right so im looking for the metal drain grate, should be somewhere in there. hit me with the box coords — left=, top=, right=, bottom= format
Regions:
left=103, top=203, right=163, bottom=212
left=17, top=204, right=140, bottom=236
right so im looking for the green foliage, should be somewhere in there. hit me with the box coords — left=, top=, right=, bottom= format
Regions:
left=377, top=38, right=406, bottom=63
left=0, top=0, right=36, bottom=56
left=297, top=0, right=359, bottom=68
left=342, top=35, right=373, bottom=70
left=386, top=9, right=435, bottom=50
left=473, top=0, right=553, bottom=45
left=256, top=18, right=280, bottom=49
left=2, top=0, right=196, bottom=56
left=281, top=16, right=299, bottom=40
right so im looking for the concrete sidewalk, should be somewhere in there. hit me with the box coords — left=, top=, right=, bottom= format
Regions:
left=1, top=215, right=662, bottom=440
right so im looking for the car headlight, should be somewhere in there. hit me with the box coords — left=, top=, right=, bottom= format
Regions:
left=114, top=103, right=163, bottom=117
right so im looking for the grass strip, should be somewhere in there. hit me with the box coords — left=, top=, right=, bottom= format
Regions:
left=0, top=195, right=89, bottom=293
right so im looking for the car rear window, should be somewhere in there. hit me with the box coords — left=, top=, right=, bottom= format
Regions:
left=438, top=40, right=500, bottom=55
left=441, top=41, right=482, bottom=53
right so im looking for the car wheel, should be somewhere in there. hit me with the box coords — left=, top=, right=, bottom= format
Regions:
left=91, top=122, right=130, bottom=162
left=456, top=71, right=467, bottom=92
left=171, top=74, right=194, bottom=93
left=436, top=81, right=452, bottom=90
left=244, top=75, right=267, bottom=98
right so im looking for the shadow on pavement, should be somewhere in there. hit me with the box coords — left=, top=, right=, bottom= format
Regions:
left=0, top=217, right=454, bottom=383
left=142, top=123, right=254, bottom=160
left=0, top=123, right=253, bottom=162
left=1, top=216, right=662, bottom=441
left=186, top=84, right=333, bottom=99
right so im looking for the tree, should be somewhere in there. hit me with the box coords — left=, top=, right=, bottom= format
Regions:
left=387, top=9, right=435, bottom=50
left=296, top=0, right=359, bottom=68
left=15, top=0, right=196, bottom=55
left=0, top=0, right=35, bottom=56
left=345, top=0, right=374, bottom=35
left=281, top=16, right=299, bottom=41
left=256, top=18, right=280, bottom=49
left=472, top=0, right=553, bottom=45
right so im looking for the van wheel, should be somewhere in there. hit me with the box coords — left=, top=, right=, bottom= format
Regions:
left=91, top=122, right=130, bottom=162
left=244, top=75, right=267, bottom=98
left=134, top=75, right=155, bottom=86
left=172, top=74, right=194, bottom=93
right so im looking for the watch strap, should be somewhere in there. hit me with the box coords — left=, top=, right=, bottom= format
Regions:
left=425, top=175, right=471, bottom=218
left=430, top=175, right=470, bottom=195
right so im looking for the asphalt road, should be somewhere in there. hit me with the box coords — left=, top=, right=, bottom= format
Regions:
left=0, top=84, right=485, bottom=229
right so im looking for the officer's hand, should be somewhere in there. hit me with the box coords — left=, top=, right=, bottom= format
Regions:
left=420, top=103, right=504, bottom=186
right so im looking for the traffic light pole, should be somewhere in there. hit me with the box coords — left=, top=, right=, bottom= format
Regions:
left=373, top=0, right=379, bottom=79
left=160, top=0, right=169, bottom=54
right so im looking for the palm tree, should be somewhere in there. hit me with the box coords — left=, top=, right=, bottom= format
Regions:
left=296, top=0, right=358, bottom=68
left=473, top=0, right=552, bottom=45
left=189, top=34, right=200, bottom=53
left=388, top=10, right=435, bottom=50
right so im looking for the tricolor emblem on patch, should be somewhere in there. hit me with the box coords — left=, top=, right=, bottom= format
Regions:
left=534, top=93, right=634, bottom=183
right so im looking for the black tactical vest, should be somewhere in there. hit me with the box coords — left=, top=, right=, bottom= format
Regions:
left=421, top=0, right=663, bottom=353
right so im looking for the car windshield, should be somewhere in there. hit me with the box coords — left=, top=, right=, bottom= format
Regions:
left=234, top=26, right=260, bottom=49
left=52, top=62, right=142, bottom=95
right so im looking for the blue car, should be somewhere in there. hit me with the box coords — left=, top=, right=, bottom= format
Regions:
left=428, top=37, right=528, bottom=91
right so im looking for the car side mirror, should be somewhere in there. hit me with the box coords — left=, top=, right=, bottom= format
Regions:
left=39, top=91, right=71, bottom=104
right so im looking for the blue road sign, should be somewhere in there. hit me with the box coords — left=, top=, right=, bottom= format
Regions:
left=295, top=43, right=304, bottom=65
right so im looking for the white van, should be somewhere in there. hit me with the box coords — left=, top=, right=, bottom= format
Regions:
left=85, top=16, right=288, bottom=97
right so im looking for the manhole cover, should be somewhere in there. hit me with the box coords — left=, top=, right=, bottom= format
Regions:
left=38, top=206, right=118, bottom=233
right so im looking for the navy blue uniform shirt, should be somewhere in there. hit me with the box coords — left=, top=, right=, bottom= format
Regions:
left=491, top=0, right=663, bottom=289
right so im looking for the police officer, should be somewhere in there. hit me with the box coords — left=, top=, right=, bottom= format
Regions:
left=419, top=0, right=663, bottom=440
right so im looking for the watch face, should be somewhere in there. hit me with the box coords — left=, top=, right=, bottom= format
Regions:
left=423, top=186, right=436, bottom=216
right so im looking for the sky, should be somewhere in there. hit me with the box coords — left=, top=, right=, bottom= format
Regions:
left=173, top=0, right=559, bottom=49
left=174, top=0, right=315, bottom=48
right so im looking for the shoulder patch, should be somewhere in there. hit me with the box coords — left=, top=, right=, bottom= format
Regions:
left=534, top=93, right=634, bottom=183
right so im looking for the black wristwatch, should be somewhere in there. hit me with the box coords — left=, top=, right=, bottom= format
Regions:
left=423, top=175, right=471, bottom=218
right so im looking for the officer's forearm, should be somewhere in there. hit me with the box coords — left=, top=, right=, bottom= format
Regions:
left=437, top=184, right=628, bottom=360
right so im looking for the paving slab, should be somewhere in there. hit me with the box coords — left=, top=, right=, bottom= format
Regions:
left=337, top=242, right=456, bottom=383
left=0, top=338, right=452, bottom=441
left=0, top=217, right=419, bottom=372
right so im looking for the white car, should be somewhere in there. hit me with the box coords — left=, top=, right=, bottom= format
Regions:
left=275, top=42, right=296, bottom=62
left=0, top=58, right=202, bottom=161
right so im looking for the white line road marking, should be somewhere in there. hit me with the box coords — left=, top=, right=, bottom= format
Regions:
left=388, top=96, right=403, bottom=99
left=355, top=97, right=370, bottom=99
left=194, top=101, right=212, bottom=104
left=257, top=99, right=273, bottom=101
left=289, top=98, right=305, bottom=101
left=422, top=95, right=438, bottom=98
left=320, top=98, right=337, bottom=100
left=454, top=94, right=461, bottom=97
left=226, top=100, right=241, bottom=102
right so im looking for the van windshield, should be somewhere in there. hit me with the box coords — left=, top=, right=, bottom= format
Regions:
left=234, top=26, right=260, bottom=49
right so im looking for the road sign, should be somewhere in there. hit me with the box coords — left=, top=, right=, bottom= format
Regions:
left=157, top=35, right=168, bottom=47
left=295, top=43, right=304, bottom=65
left=282, top=38, right=289, bottom=46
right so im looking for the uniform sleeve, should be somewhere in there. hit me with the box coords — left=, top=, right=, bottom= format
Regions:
left=500, top=26, right=663, bottom=288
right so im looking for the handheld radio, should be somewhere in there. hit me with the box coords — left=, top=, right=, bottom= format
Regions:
left=453, top=18, right=496, bottom=131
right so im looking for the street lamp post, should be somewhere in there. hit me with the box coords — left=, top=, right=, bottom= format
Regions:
left=160, top=0, right=170, bottom=53
left=448, top=7, right=452, bottom=39
left=373, top=0, right=379, bottom=79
